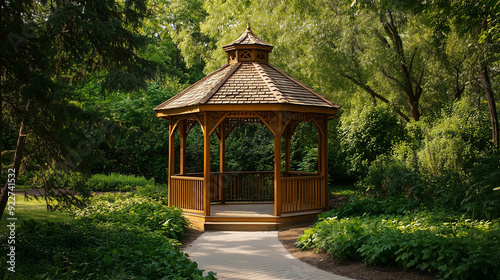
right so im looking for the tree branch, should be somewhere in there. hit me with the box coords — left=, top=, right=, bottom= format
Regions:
left=415, top=66, right=425, bottom=101
left=326, top=40, right=337, bottom=50
left=408, top=48, right=417, bottom=75
left=375, top=30, right=391, bottom=49
left=341, top=73, right=411, bottom=122
left=382, top=70, right=404, bottom=88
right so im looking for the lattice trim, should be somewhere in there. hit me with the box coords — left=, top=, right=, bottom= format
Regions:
left=224, top=117, right=264, bottom=138
left=240, top=50, right=251, bottom=60
left=257, top=51, right=266, bottom=60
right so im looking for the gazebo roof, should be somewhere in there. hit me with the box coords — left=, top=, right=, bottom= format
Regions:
left=222, top=23, right=273, bottom=50
left=154, top=25, right=339, bottom=117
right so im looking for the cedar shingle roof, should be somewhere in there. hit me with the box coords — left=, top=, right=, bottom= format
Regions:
left=153, top=61, right=338, bottom=111
left=223, top=23, right=273, bottom=49
left=154, top=25, right=339, bottom=113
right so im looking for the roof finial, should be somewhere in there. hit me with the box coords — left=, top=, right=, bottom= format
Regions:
left=247, top=22, right=251, bottom=31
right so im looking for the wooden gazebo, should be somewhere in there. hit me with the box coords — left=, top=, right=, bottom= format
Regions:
left=154, top=24, right=339, bottom=230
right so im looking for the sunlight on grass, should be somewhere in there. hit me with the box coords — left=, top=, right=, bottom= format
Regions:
left=0, top=194, right=72, bottom=233
left=330, top=184, right=361, bottom=198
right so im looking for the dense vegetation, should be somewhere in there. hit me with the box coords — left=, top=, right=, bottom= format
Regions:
left=1, top=0, right=499, bottom=278
left=297, top=199, right=500, bottom=279
left=2, top=0, right=498, bottom=198
left=0, top=186, right=215, bottom=279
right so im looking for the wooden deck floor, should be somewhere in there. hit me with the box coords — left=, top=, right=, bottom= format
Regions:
left=210, top=203, right=275, bottom=217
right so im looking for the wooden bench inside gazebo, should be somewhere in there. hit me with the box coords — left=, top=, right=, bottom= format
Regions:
left=154, top=24, right=339, bottom=231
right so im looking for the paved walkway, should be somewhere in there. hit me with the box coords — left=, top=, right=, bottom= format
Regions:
left=183, top=231, right=354, bottom=280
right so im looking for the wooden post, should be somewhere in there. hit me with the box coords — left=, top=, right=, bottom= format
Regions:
left=321, top=115, right=329, bottom=211
left=274, top=112, right=283, bottom=217
left=168, top=121, right=176, bottom=207
left=179, top=120, right=187, bottom=175
left=284, top=127, right=291, bottom=176
left=203, top=113, right=212, bottom=216
left=219, top=120, right=226, bottom=204
left=317, top=125, right=322, bottom=174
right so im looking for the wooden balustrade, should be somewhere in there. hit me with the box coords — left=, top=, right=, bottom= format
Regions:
left=171, top=172, right=326, bottom=215
left=185, top=173, right=220, bottom=202
left=281, top=175, right=325, bottom=213
left=225, top=171, right=274, bottom=201
left=287, top=171, right=319, bottom=176
left=170, top=175, right=204, bottom=212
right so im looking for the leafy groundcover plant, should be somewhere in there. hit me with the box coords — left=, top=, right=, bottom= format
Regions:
left=87, top=173, right=156, bottom=192
left=296, top=199, right=500, bottom=279
left=0, top=186, right=215, bottom=279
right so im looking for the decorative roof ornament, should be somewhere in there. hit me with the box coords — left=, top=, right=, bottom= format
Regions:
left=223, top=23, right=273, bottom=64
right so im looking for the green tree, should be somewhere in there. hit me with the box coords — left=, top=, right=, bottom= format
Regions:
left=89, top=83, right=179, bottom=183
left=447, top=0, right=500, bottom=149
left=193, top=0, right=467, bottom=122
left=0, top=0, right=154, bottom=218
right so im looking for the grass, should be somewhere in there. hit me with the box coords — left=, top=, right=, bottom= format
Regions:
left=0, top=194, right=72, bottom=233
left=330, top=184, right=361, bottom=198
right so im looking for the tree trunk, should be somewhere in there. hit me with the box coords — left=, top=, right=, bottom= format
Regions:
left=480, top=66, right=499, bottom=149
left=383, top=11, right=423, bottom=121
left=409, top=101, right=420, bottom=122
left=0, top=122, right=28, bottom=219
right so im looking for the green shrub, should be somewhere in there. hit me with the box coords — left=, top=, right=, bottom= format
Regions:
left=416, top=154, right=500, bottom=220
left=412, top=97, right=492, bottom=177
left=71, top=192, right=185, bottom=240
left=357, top=156, right=421, bottom=198
left=135, top=184, right=169, bottom=204
left=419, top=133, right=468, bottom=177
left=338, top=104, right=405, bottom=179
left=297, top=211, right=500, bottom=279
left=87, top=173, right=155, bottom=192
left=319, top=197, right=421, bottom=219
left=0, top=189, right=213, bottom=279
left=460, top=156, right=500, bottom=219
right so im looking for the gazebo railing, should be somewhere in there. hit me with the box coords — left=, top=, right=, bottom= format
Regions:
left=181, top=171, right=274, bottom=202
left=286, top=171, right=319, bottom=176
left=225, top=171, right=274, bottom=201
left=280, top=175, right=325, bottom=213
left=170, top=171, right=326, bottom=214
left=176, top=173, right=220, bottom=204
left=170, top=175, right=204, bottom=212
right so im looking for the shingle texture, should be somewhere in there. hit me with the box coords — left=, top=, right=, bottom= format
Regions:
left=223, top=24, right=273, bottom=48
left=154, top=62, right=338, bottom=111
left=154, top=64, right=232, bottom=110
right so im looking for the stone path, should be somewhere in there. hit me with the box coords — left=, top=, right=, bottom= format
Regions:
left=183, top=231, right=354, bottom=280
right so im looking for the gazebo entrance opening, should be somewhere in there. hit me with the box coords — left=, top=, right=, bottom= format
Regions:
left=176, top=121, right=274, bottom=217
left=213, top=120, right=274, bottom=205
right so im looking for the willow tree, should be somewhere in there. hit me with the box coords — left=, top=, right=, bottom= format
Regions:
left=175, top=0, right=462, bottom=122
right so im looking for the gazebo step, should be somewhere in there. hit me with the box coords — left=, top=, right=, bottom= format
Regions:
left=182, top=205, right=322, bottom=231
left=204, top=221, right=278, bottom=231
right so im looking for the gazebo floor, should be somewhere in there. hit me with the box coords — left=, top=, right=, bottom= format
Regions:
left=183, top=202, right=322, bottom=231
